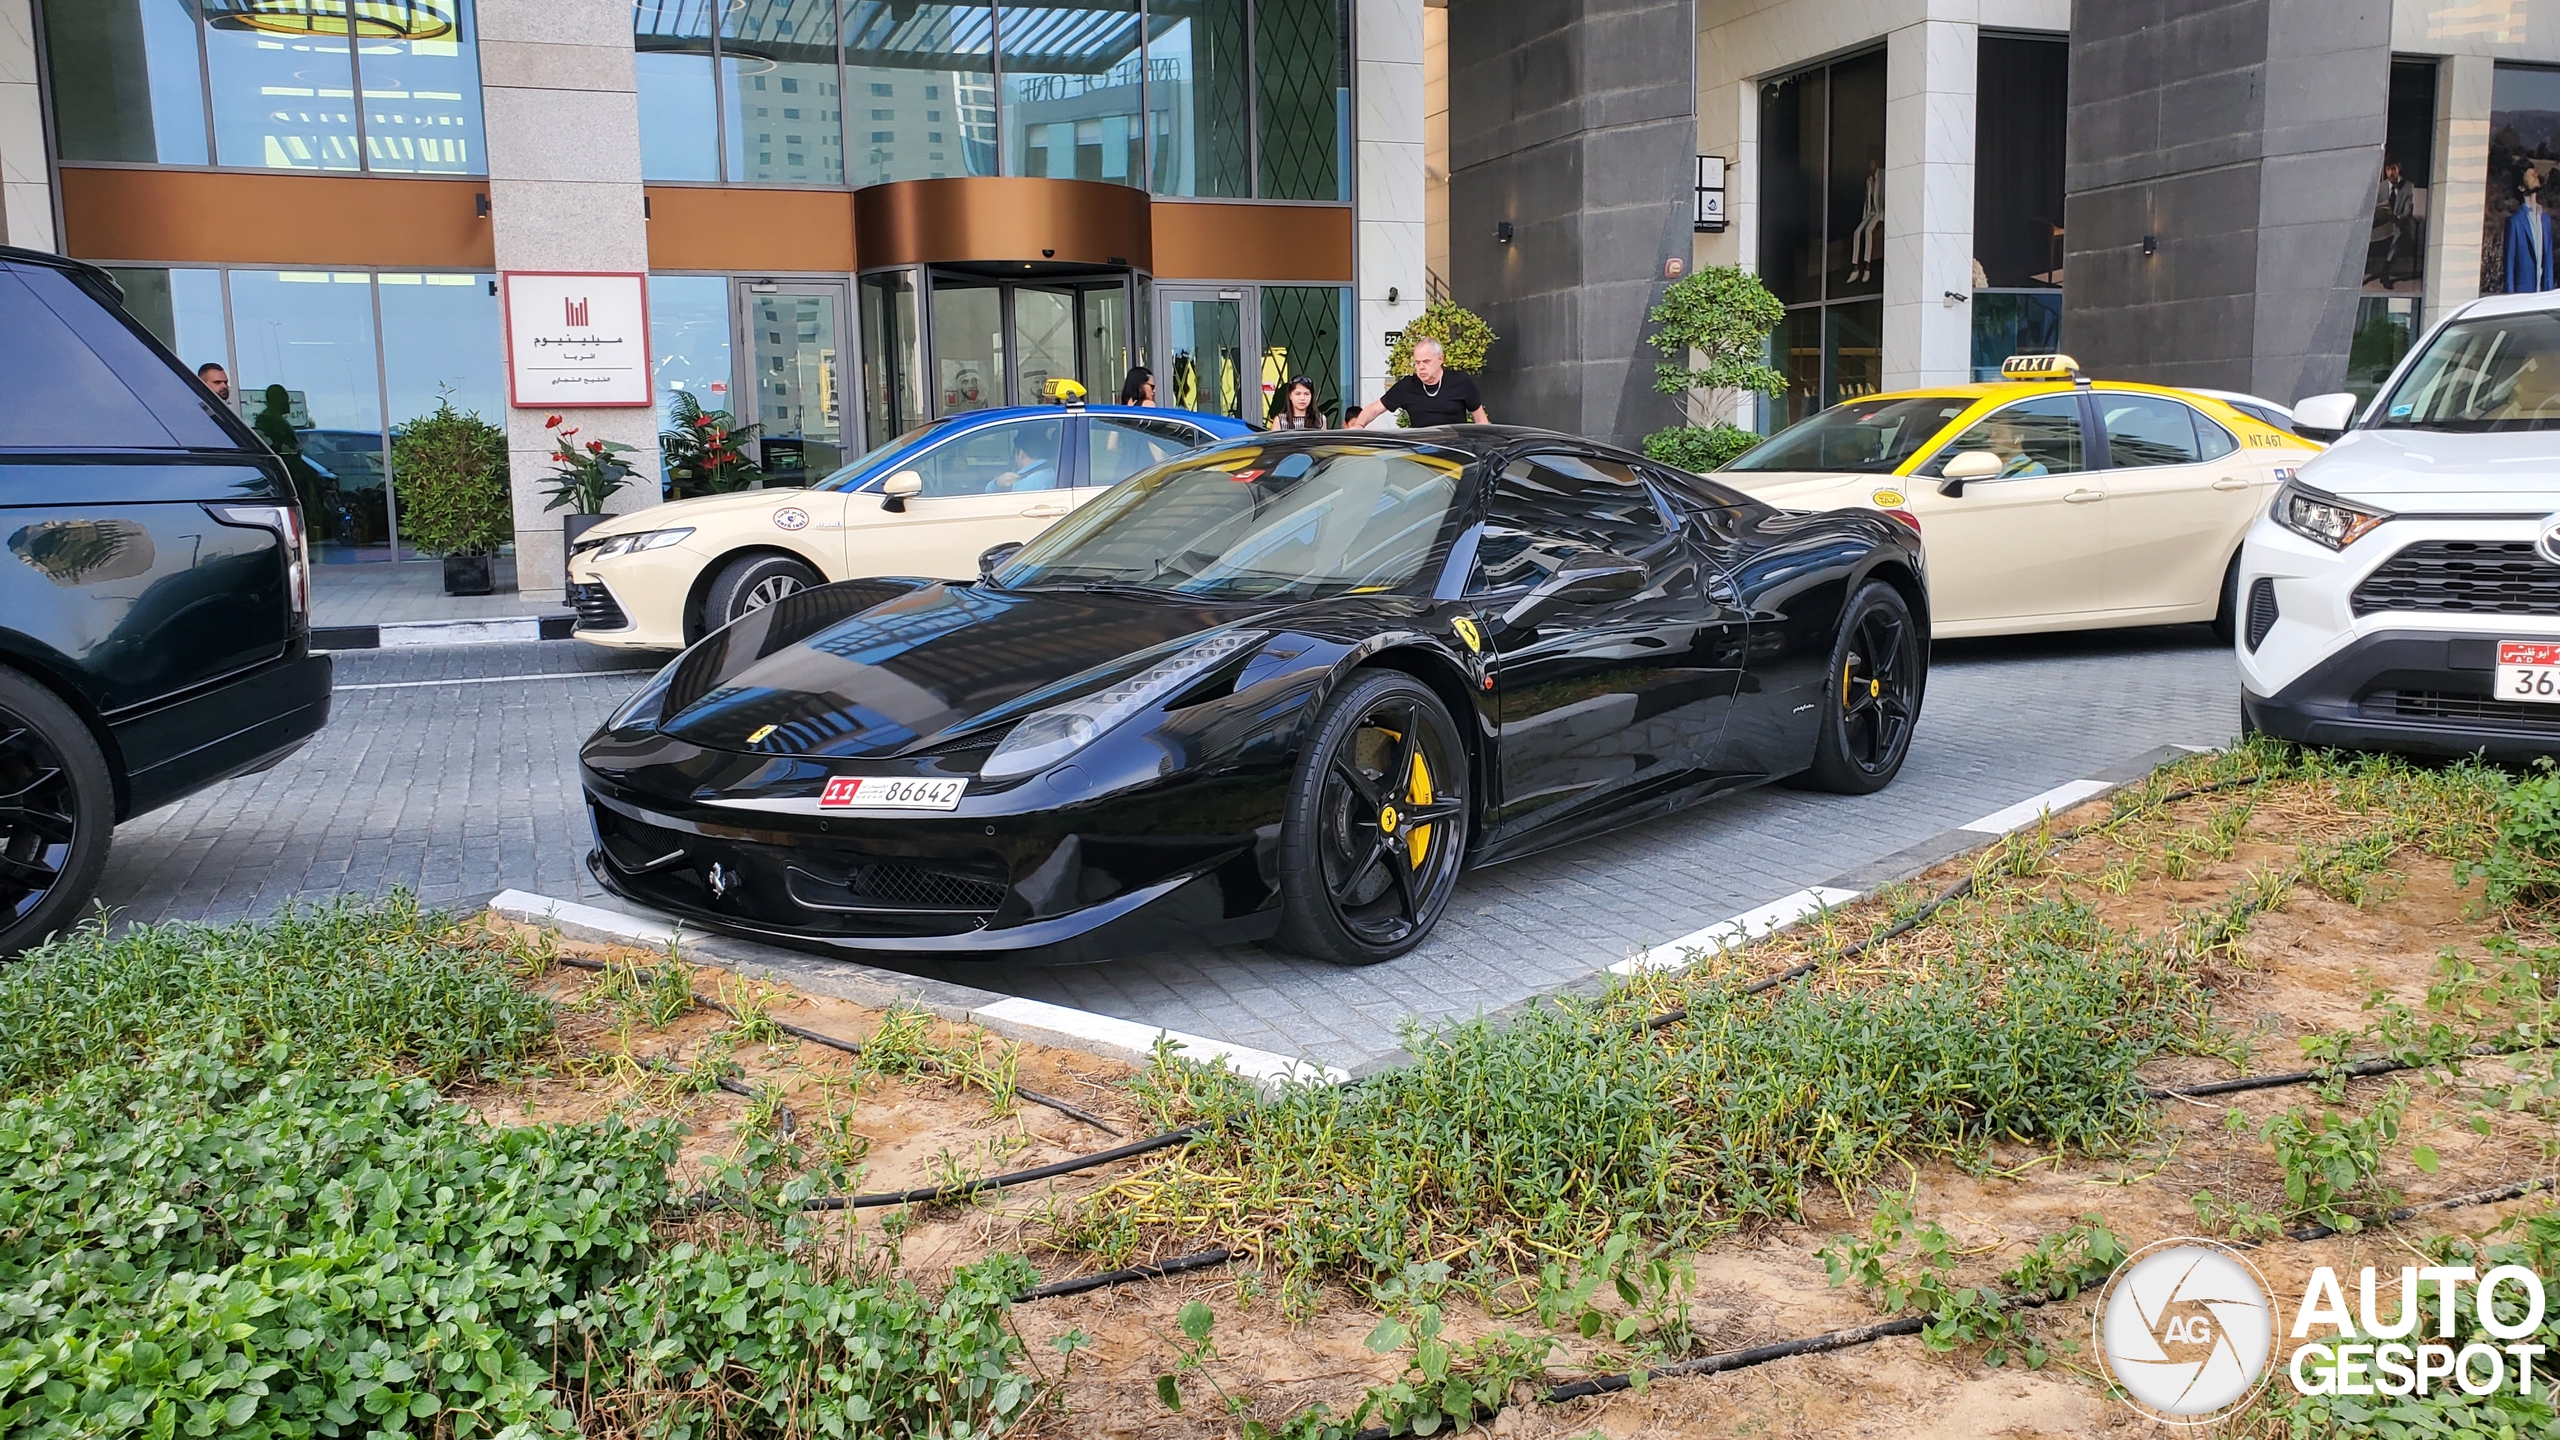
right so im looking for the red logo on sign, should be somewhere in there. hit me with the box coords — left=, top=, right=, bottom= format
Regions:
left=2501, top=641, right=2560, bottom=666
left=819, top=776, right=864, bottom=807
left=564, top=296, right=590, bottom=327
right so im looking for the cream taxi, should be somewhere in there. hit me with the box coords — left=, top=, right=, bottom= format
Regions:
left=1717, top=356, right=2322, bottom=639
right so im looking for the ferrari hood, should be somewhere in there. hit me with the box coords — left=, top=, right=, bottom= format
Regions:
left=656, top=583, right=1246, bottom=758
left=1717, top=471, right=1900, bottom=510
left=2300, top=429, right=2560, bottom=513
left=585, top=486, right=823, bottom=538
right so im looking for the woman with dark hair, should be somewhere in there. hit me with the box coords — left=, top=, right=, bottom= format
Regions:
left=1266, top=375, right=1324, bottom=430
left=1117, top=366, right=1156, bottom=406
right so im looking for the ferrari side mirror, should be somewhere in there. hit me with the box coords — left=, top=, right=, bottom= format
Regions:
left=1936, top=449, right=2001, bottom=497
left=1500, top=555, right=1645, bottom=632
left=978, top=541, right=1023, bottom=583
left=881, top=471, right=923, bottom=513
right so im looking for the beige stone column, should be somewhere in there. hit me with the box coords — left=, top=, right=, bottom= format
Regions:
left=1881, top=17, right=1976, bottom=392
left=0, top=0, right=55, bottom=251
left=2425, top=53, right=2493, bottom=319
left=476, top=0, right=659, bottom=603
left=1357, top=0, right=1426, bottom=407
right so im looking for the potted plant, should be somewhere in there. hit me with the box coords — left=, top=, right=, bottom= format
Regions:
left=390, top=393, right=511, bottom=595
left=1640, top=265, right=1788, bottom=472
left=540, top=413, right=641, bottom=580
left=659, top=389, right=765, bottom=499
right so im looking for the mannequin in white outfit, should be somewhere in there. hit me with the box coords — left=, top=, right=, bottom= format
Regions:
left=1848, top=157, right=1884, bottom=285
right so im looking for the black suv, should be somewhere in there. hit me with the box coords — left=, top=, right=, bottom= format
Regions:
left=0, top=247, right=332, bottom=954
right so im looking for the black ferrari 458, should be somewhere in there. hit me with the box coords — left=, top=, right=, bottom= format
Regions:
left=580, top=426, right=1927, bottom=966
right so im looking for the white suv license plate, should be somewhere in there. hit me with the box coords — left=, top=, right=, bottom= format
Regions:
left=2497, top=641, right=2560, bottom=704
left=818, top=776, right=967, bottom=811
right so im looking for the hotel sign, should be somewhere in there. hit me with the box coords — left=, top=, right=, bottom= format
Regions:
left=502, top=271, right=651, bottom=408
left=1694, top=156, right=1726, bottom=232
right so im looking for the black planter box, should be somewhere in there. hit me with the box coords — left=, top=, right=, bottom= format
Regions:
left=563, top=512, right=609, bottom=584
left=443, top=553, right=495, bottom=595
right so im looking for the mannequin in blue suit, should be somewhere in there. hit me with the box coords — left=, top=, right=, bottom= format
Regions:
left=2509, top=166, right=2558, bottom=294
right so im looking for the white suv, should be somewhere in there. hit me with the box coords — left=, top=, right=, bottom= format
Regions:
left=2238, top=290, right=2560, bottom=759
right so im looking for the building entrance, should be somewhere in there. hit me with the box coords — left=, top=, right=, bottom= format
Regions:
left=857, top=266, right=1138, bottom=438
left=733, top=278, right=850, bottom=483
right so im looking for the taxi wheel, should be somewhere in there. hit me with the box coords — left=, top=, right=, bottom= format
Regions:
left=705, top=554, right=822, bottom=632
left=2211, top=550, right=2242, bottom=646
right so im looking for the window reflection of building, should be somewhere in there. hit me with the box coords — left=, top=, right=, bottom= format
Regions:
left=1001, top=4, right=1145, bottom=184
left=43, top=0, right=486, bottom=173
left=1758, top=50, right=1885, bottom=426
left=2484, top=61, right=2560, bottom=299
left=1969, top=34, right=2067, bottom=380
left=2349, top=60, right=2439, bottom=400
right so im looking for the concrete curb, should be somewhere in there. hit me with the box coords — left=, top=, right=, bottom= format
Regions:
left=315, top=614, right=577, bottom=651
left=490, top=743, right=2206, bottom=1092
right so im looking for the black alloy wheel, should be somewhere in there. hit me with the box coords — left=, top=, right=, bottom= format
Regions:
left=2211, top=548, right=2243, bottom=646
left=1275, top=670, right=1470, bottom=965
left=1799, top=582, right=1923, bottom=795
left=0, top=670, right=114, bottom=958
left=706, top=553, right=824, bottom=632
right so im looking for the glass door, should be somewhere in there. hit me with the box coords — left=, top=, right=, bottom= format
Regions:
left=736, top=280, right=849, bottom=484
left=1013, top=287, right=1079, bottom=402
left=1158, top=287, right=1254, bottom=420
left=859, top=269, right=924, bottom=447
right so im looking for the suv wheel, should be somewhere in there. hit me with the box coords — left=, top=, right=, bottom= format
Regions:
left=0, top=671, right=113, bottom=958
left=705, top=553, right=823, bottom=633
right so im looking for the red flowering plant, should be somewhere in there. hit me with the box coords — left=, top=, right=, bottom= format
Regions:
left=538, top=412, right=641, bottom=514
left=658, top=388, right=765, bottom=497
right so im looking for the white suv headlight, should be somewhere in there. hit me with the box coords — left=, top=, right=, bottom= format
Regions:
left=979, top=631, right=1266, bottom=782
left=2272, top=484, right=2391, bottom=551
left=581, top=526, right=695, bottom=558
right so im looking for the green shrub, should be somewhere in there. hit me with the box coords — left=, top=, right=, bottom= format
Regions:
left=0, top=893, right=551, bottom=1092
left=1643, top=422, right=1761, bottom=472
left=1386, top=301, right=1497, bottom=379
left=391, top=395, right=512, bottom=557
left=2459, top=760, right=2560, bottom=911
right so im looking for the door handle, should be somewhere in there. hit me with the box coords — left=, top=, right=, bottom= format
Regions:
left=1019, top=503, right=1070, bottom=518
left=2212, top=476, right=2249, bottom=491
left=2064, top=488, right=2105, bottom=504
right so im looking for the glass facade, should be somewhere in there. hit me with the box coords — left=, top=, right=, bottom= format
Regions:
left=638, top=0, right=1342, bottom=198
left=860, top=270, right=927, bottom=441
left=2483, top=61, right=2560, bottom=299
left=1259, top=284, right=1350, bottom=424
left=1759, top=50, right=1886, bottom=425
left=2348, top=60, right=2438, bottom=399
left=648, top=274, right=737, bottom=496
left=1001, top=3, right=1144, bottom=185
left=1971, top=33, right=2067, bottom=378
left=43, top=0, right=486, bottom=173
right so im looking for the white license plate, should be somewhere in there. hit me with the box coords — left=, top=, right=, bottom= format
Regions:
left=818, top=776, right=967, bottom=811
left=2496, top=640, right=2560, bottom=704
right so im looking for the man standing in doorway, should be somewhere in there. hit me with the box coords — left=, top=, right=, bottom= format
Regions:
left=197, top=363, right=231, bottom=403
left=1351, top=338, right=1489, bottom=428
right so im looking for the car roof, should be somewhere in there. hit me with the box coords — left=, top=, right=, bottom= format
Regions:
left=1851, top=377, right=2281, bottom=426
left=932, top=403, right=1252, bottom=430
left=2453, top=289, right=2560, bottom=321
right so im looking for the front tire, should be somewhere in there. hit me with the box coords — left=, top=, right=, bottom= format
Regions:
left=1800, top=582, right=1924, bottom=795
left=0, top=670, right=114, bottom=958
left=704, top=553, right=823, bottom=633
left=1273, top=671, right=1470, bottom=966
left=2211, top=548, right=2242, bottom=645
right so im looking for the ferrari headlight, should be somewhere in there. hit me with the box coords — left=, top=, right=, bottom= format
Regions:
left=607, top=653, right=685, bottom=731
left=979, top=630, right=1266, bottom=782
left=2272, top=484, right=2390, bottom=551
left=585, top=526, right=695, bottom=558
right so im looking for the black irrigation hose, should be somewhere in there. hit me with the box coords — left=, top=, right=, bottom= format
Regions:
left=796, top=1124, right=1206, bottom=1212
left=1015, top=1246, right=1245, bottom=1303
left=2286, top=1174, right=2560, bottom=1243
left=636, top=1054, right=799, bottom=1136
left=546, top=951, right=1122, bottom=1136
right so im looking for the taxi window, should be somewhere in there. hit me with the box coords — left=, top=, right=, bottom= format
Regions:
left=1917, top=394, right=2085, bottom=477
left=1089, top=416, right=1206, bottom=488
left=2099, top=395, right=2203, bottom=467
left=898, top=418, right=1064, bottom=497
left=2195, top=410, right=2239, bottom=460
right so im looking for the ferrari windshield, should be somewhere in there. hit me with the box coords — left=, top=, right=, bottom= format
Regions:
left=1721, top=395, right=1974, bottom=473
left=993, top=442, right=1465, bottom=600
left=2378, top=312, right=2560, bottom=431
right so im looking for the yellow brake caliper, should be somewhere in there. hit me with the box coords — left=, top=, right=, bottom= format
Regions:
left=1405, top=749, right=1434, bottom=868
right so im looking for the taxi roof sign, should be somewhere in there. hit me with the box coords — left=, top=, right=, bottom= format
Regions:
left=1041, top=376, right=1088, bottom=407
left=2000, top=353, right=2084, bottom=383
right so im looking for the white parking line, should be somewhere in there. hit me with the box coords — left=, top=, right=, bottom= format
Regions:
left=1611, top=885, right=1862, bottom=976
left=1958, top=778, right=2113, bottom=835
left=337, top=670, right=651, bottom=692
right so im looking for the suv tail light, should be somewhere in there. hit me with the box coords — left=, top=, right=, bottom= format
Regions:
left=207, top=503, right=310, bottom=618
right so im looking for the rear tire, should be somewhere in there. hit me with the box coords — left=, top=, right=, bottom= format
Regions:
left=1273, top=670, right=1470, bottom=966
left=704, top=553, right=823, bottom=633
left=2211, top=549, right=2243, bottom=646
left=1800, top=582, right=1924, bottom=795
left=0, top=670, right=114, bottom=959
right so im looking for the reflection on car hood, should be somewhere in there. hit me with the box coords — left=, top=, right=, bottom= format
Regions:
left=1716, top=471, right=1881, bottom=507
left=657, top=582, right=1243, bottom=758
left=586, top=487, right=820, bottom=538
left=2305, top=429, right=2560, bottom=512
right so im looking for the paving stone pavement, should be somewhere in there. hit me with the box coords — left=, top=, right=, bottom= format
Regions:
left=96, top=626, right=2242, bottom=1070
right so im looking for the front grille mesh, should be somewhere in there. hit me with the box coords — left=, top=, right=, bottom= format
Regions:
left=568, top=582, right=630, bottom=630
left=2368, top=689, right=2560, bottom=728
left=2351, top=541, right=2560, bottom=617
left=2245, top=577, right=2279, bottom=651
left=789, top=860, right=1007, bottom=912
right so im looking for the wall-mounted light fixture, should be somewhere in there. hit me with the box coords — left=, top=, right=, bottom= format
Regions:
left=474, top=191, right=490, bottom=218
left=1386, top=286, right=1399, bottom=304
left=1495, top=221, right=1515, bottom=244
left=2142, top=233, right=2158, bottom=256
left=1943, top=290, right=1967, bottom=306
